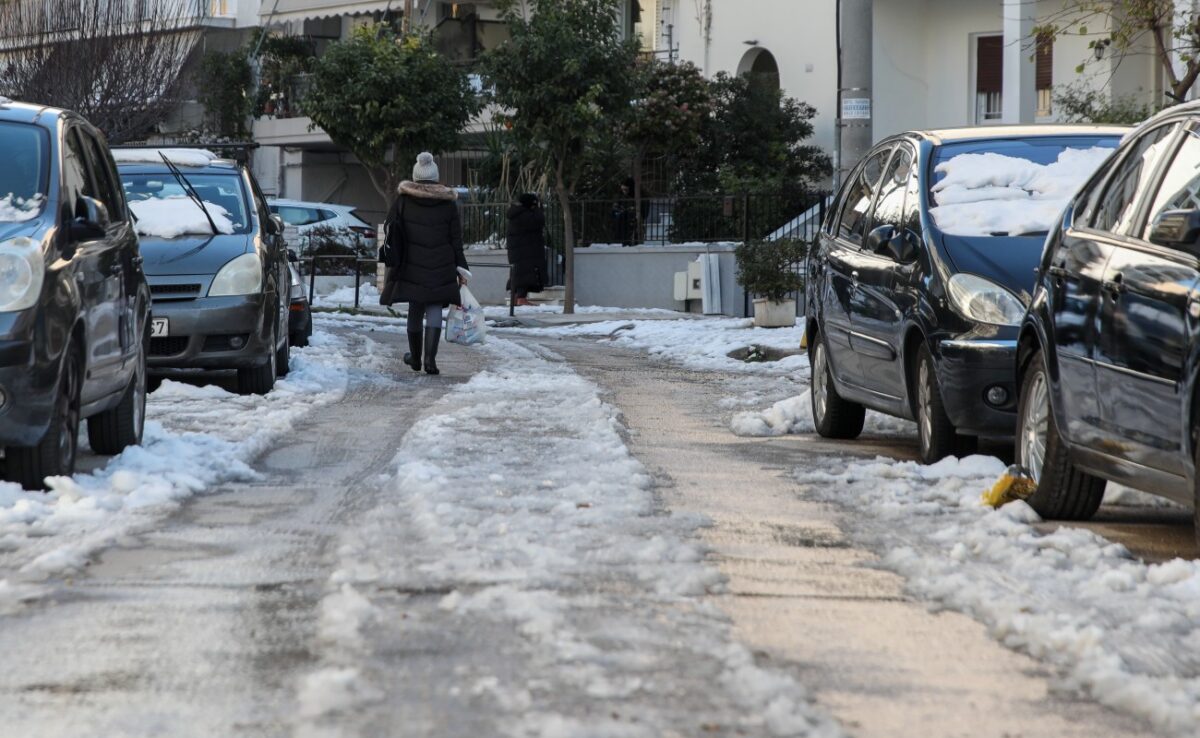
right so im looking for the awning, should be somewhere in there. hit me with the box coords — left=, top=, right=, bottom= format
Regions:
left=258, top=0, right=396, bottom=23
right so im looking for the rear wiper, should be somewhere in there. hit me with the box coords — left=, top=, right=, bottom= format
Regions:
left=159, top=153, right=218, bottom=235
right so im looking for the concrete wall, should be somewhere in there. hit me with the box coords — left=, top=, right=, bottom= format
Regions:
left=575, top=244, right=748, bottom=316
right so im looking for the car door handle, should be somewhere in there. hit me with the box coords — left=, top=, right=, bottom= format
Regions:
left=1046, top=265, right=1068, bottom=279
left=1103, top=273, right=1126, bottom=297
left=850, top=270, right=860, bottom=284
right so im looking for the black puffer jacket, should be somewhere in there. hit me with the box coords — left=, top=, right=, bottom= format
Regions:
left=506, top=204, right=547, bottom=293
left=382, top=181, right=468, bottom=306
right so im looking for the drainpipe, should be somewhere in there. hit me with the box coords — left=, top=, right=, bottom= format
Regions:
left=837, top=0, right=873, bottom=187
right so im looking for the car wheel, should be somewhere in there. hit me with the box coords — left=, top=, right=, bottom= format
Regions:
left=810, top=334, right=865, bottom=439
left=1016, top=350, right=1105, bottom=520
left=87, top=327, right=147, bottom=455
left=276, top=330, right=290, bottom=378
left=237, top=325, right=277, bottom=396
left=914, top=344, right=961, bottom=464
left=5, top=346, right=81, bottom=489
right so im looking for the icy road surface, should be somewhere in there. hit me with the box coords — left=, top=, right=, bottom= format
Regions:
left=0, top=311, right=1189, bottom=736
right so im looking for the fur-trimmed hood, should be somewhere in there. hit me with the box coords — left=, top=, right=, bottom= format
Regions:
left=398, top=180, right=458, bottom=202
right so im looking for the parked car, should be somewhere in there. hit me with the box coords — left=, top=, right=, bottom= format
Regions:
left=267, top=198, right=377, bottom=249
left=0, top=101, right=151, bottom=488
left=1016, top=102, right=1200, bottom=534
left=115, top=149, right=291, bottom=395
left=807, top=125, right=1126, bottom=463
left=287, top=259, right=312, bottom=348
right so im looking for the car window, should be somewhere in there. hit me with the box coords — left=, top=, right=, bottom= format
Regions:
left=62, top=129, right=96, bottom=220
left=274, top=206, right=316, bottom=226
left=836, top=147, right=891, bottom=245
left=78, top=129, right=124, bottom=221
left=902, top=154, right=922, bottom=237
left=869, top=147, right=912, bottom=233
left=318, top=209, right=337, bottom=222
left=0, top=122, right=49, bottom=222
left=1141, top=126, right=1200, bottom=242
left=1091, top=123, right=1176, bottom=235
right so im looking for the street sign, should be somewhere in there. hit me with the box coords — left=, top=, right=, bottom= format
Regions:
left=842, top=98, right=871, bottom=120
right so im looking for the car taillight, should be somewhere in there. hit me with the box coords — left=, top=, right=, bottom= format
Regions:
left=349, top=226, right=377, bottom=240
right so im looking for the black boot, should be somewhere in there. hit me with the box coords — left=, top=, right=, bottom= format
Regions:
left=423, top=328, right=441, bottom=375
left=403, top=330, right=422, bottom=372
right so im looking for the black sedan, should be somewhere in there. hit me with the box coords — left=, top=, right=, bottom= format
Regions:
left=1017, top=101, right=1200, bottom=537
left=0, top=101, right=150, bottom=488
left=807, top=126, right=1125, bottom=463
left=116, top=150, right=291, bottom=395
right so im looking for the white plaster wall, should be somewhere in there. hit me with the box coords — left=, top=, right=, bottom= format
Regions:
left=667, top=0, right=839, bottom=153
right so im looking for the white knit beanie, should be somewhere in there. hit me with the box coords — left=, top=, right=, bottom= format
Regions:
left=412, top=152, right=439, bottom=182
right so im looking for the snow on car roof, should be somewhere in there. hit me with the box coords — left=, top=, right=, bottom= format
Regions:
left=113, top=148, right=224, bottom=168
left=915, top=124, right=1131, bottom=144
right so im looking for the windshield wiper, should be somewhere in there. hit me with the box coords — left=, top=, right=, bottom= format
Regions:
left=159, top=153, right=218, bottom=236
left=1014, top=230, right=1049, bottom=237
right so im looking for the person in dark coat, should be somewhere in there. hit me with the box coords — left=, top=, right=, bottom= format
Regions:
left=381, top=152, right=468, bottom=376
left=505, top=193, right=546, bottom=307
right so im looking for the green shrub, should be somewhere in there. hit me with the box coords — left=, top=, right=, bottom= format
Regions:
left=735, top=239, right=807, bottom=302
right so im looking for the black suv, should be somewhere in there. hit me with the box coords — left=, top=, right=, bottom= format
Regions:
left=0, top=101, right=150, bottom=488
left=115, top=150, right=290, bottom=395
left=1017, top=102, right=1200, bottom=535
left=807, top=126, right=1124, bottom=463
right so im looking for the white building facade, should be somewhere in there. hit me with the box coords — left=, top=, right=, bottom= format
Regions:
left=661, top=0, right=1162, bottom=169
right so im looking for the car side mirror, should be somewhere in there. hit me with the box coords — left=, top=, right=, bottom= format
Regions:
left=267, top=214, right=284, bottom=236
left=287, top=248, right=298, bottom=263
left=69, top=195, right=109, bottom=242
left=1149, top=209, right=1200, bottom=252
left=865, top=224, right=896, bottom=255
left=866, top=224, right=918, bottom=263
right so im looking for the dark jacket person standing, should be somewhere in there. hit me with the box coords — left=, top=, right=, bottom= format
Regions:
left=381, top=152, right=468, bottom=375
left=505, top=193, right=546, bottom=306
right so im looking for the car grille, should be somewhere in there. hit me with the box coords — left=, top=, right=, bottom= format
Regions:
left=150, top=284, right=202, bottom=301
left=149, top=337, right=189, bottom=357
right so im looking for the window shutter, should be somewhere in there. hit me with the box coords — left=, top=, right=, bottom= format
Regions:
left=976, top=36, right=1003, bottom=94
left=1036, top=35, right=1053, bottom=91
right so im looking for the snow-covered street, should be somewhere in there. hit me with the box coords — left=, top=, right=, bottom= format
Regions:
left=0, top=312, right=1194, bottom=736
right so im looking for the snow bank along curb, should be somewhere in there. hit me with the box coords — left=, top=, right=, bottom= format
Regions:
left=0, top=320, right=361, bottom=614
left=798, top=455, right=1200, bottom=735
left=730, top=389, right=916, bottom=438
left=305, top=336, right=842, bottom=736
left=498, top=316, right=810, bottom=376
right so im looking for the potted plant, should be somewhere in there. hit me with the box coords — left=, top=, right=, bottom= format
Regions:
left=735, top=238, right=807, bottom=328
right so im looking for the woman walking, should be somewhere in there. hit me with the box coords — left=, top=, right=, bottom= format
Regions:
left=505, top=193, right=546, bottom=307
left=381, top=152, right=468, bottom=376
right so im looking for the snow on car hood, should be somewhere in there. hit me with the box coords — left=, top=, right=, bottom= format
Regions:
left=929, top=146, right=1113, bottom=236
left=138, top=232, right=254, bottom=276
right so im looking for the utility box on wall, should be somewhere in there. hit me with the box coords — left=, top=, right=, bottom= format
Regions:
left=673, top=260, right=704, bottom=302
left=673, top=255, right=722, bottom=314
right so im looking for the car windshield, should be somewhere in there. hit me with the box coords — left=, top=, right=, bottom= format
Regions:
left=120, top=171, right=250, bottom=238
left=0, top=122, right=48, bottom=222
left=928, top=136, right=1120, bottom=237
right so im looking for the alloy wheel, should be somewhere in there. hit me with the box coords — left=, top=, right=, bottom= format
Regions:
left=57, top=353, right=80, bottom=471
left=812, top=343, right=828, bottom=422
left=918, top=360, right=932, bottom=453
left=1020, top=371, right=1049, bottom=483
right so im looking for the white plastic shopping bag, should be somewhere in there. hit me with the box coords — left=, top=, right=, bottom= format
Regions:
left=446, top=285, right=487, bottom=346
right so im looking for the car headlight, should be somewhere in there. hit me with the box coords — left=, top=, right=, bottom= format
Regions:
left=0, top=237, right=44, bottom=313
left=946, top=273, right=1025, bottom=326
left=209, top=253, right=263, bottom=296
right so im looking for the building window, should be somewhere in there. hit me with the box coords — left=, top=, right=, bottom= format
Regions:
left=1036, top=34, right=1053, bottom=116
left=975, top=35, right=1003, bottom=124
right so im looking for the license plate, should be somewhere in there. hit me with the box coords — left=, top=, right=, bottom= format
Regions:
left=151, top=318, right=169, bottom=337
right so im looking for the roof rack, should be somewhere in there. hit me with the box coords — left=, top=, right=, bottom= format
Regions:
left=111, top=141, right=259, bottom=164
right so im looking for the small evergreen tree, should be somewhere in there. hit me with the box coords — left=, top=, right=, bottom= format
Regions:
left=305, top=26, right=478, bottom=204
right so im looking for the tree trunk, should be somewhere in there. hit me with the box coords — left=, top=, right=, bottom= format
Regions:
left=554, top=164, right=575, bottom=315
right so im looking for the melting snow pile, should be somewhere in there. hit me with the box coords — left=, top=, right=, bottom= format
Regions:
left=0, top=320, right=359, bottom=614
left=129, top=196, right=234, bottom=238
left=0, top=193, right=43, bottom=222
left=730, top=390, right=915, bottom=438
left=930, top=147, right=1113, bottom=236
left=112, top=148, right=219, bottom=168
left=303, top=337, right=842, bottom=736
left=799, top=454, right=1200, bottom=735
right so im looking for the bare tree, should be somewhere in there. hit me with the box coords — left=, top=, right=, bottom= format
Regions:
left=0, top=0, right=203, bottom=142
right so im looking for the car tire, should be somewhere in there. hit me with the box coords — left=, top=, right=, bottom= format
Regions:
left=810, top=334, right=865, bottom=439
left=5, top=346, right=81, bottom=490
left=87, top=327, right=147, bottom=455
left=237, top=325, right=277, bottom=396
left=914, top=344, right=960, bottom=464
left=276, top=330, right=290, bottom=378
left=1016, top=350, right=1105, bottom=520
